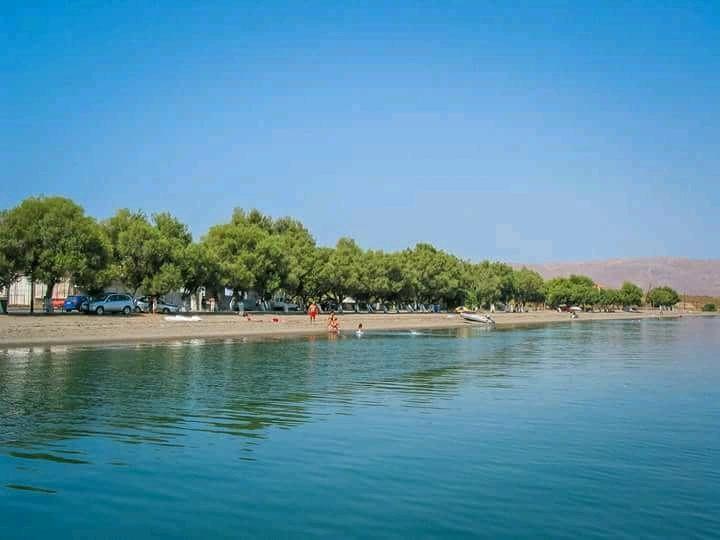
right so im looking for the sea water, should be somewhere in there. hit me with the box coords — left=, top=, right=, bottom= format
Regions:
left=1, top=317, right=719, bottom=539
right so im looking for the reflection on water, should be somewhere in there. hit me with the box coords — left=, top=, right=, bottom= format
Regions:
left=1, top=318, right=719, bottom=539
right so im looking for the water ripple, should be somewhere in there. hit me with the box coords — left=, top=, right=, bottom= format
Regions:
left=1, top=318, right=719, bottom=539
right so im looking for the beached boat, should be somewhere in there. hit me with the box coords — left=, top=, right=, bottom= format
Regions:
left=460, top=312, right=496, bottom=326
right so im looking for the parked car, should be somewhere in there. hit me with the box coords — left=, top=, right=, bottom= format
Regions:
left=320, top=301, right=339, bottom=312
left=51, top=297, right=66, bottom=310
left=134, top=296, right=181, bottom=314
left=88, top=293, right=135, bottom=315
left=63, top=295, right=88, bottom=312
left=80, top=293, right=118, bottom=313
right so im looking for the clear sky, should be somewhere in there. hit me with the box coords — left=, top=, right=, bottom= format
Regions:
left=2, top=1, right=718, bottom=262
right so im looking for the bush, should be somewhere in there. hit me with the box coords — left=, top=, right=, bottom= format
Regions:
left=702, top=303, right=717, bottom=312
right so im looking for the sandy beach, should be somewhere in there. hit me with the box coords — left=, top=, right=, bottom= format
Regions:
left=0, top=310, right=709, bottom=348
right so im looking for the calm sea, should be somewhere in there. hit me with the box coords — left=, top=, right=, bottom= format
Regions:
left=1, top=317, right=719, bottom=539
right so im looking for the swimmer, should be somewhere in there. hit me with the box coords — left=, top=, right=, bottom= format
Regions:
left=327, top=312, right=340, bottom=333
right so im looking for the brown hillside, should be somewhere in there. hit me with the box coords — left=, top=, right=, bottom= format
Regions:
left=514, top=257, right=720, bottom=296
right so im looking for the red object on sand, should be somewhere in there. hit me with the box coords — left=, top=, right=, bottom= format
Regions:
left=272, top=317, right=279, bottom=323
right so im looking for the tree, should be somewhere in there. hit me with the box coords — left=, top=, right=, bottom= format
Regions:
left=468, top=261, right=515, bottom=309
left=203, top=209, right=289, bottom=305
left=400, top=244, right=465, bottom=307
left=2, top=197, right=110, bottom=313
left=702, top=303, right=717, bottom=312
left=357, top=250, right=404, bottom=306
left=647, top=286, right=680, bottom=308
left=105, top=210, right=189, bottom=299
left=273, top=217, right=318, bottom=306
left=512, top=267, right=545, bottom=309
left=104, top=210, right=152, bottom=293
left=619, top=282, right=643, bottom=307
left=597, top=288, right=622, bottom=311
left=179, top=243, right=220, bottom=299
left=0, top=211, right=22, bottom=313
left=315, top=238, right=363, bottom=306
left=544, top=275, right=596, bottom=309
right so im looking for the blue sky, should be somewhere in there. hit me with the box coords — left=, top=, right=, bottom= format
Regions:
left=2, top=1, right=718, bottom=262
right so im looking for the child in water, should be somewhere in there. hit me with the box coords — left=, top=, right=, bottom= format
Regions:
left=356, top=323, right=364, bottom=337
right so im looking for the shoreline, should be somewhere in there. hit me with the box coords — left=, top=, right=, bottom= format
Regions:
left=0, top=310, right=715, bottom=349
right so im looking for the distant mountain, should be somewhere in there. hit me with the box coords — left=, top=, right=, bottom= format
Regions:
left=514, top=258, right=720, bottom=296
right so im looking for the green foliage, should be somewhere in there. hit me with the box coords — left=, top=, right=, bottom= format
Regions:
left=273, top=217, right=318, bottom=303
left=2, top=197, right=110, bottom=307
left=512, top=267, right=545, bottom=306
left=105, top=209, right=189, bottom=297
left=702, top=303, right=717, bottom=312
left=315, top=238, right=363, bottom=303
left=544, top=275, right=598, bottom=308
left=466, top=261, right=514, bottom=308
left=647, top=286, right=680, bottom=308
left=619, top=281, right=644, bottom=307
left=203, top=209, right=290, bottom=300
left=400, top=244, right=466, bottom=306
left=0, top=210, right=21, bottom=292
left=3, top=197, right=684, bottom=313
left=179, top=243, right=220, bottom=297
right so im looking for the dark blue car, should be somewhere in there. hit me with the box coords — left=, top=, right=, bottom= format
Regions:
left=63, top=295, right=88, bottom=312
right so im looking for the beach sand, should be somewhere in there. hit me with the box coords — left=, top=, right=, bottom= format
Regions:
left=0, top=310, right=708, bottom=348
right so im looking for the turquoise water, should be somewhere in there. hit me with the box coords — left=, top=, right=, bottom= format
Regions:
left=1, top=318, right=719, bottom=539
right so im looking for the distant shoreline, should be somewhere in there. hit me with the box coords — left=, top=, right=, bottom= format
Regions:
left=0, top=310, right=715, bottom=350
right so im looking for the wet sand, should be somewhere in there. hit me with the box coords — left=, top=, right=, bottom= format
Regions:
left=0, top=309, right=706, bottom=348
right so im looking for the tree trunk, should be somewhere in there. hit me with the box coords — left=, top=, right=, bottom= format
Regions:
left=44, top=279, right=56, bottom=300
left=29, top=278, right=35, bottom=314
left=44, top=278, right=57, bottom=313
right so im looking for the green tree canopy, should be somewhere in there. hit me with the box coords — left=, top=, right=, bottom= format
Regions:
left=179, top=243, right=221, bottom=298
left=203, top=209, right=289, bottom=301
left=544, top=275, right=597, bottom=308
left=512, top=267, right=546, bottom=306
left=619, top=281, right=644, bottom=307
left=647, top=286, right=680, bottom=308
left=0, top=210, right=21, bottom=295
left=315, top=238, right=363, bottom=304
left=3, top=197, right=110, bottom=311
left=3, top=196, right=683, bottom=314
left=105, top=210, right=189, bottom=297
left=467, top=261, right=515, bottom=308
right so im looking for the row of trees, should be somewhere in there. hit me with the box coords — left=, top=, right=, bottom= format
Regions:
left=0, top=196, right=680, bottom=313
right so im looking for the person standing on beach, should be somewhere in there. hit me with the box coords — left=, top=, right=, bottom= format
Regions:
left=308, top=301, right=319, bottom=323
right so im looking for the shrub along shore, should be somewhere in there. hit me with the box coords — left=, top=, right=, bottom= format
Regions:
left=0, top=196, right=680, bottom=313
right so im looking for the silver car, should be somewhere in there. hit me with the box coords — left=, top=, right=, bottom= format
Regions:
left=89, top=294, right=135, bottom=315
left=134, top=296, right=181, bottom=314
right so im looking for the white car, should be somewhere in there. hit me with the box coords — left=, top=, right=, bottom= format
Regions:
left=134, top=297, right=181, bottom=314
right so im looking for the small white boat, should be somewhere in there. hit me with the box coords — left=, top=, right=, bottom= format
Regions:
left=164, top=315, right=202, bottom=322
left=460, top=312, right=496, bottom=326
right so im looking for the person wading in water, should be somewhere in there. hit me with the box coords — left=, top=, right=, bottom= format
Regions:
left=327, top=312, right=340, bottom=333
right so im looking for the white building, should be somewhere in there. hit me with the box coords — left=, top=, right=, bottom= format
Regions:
left=1, top=276, right=76, bottom=308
